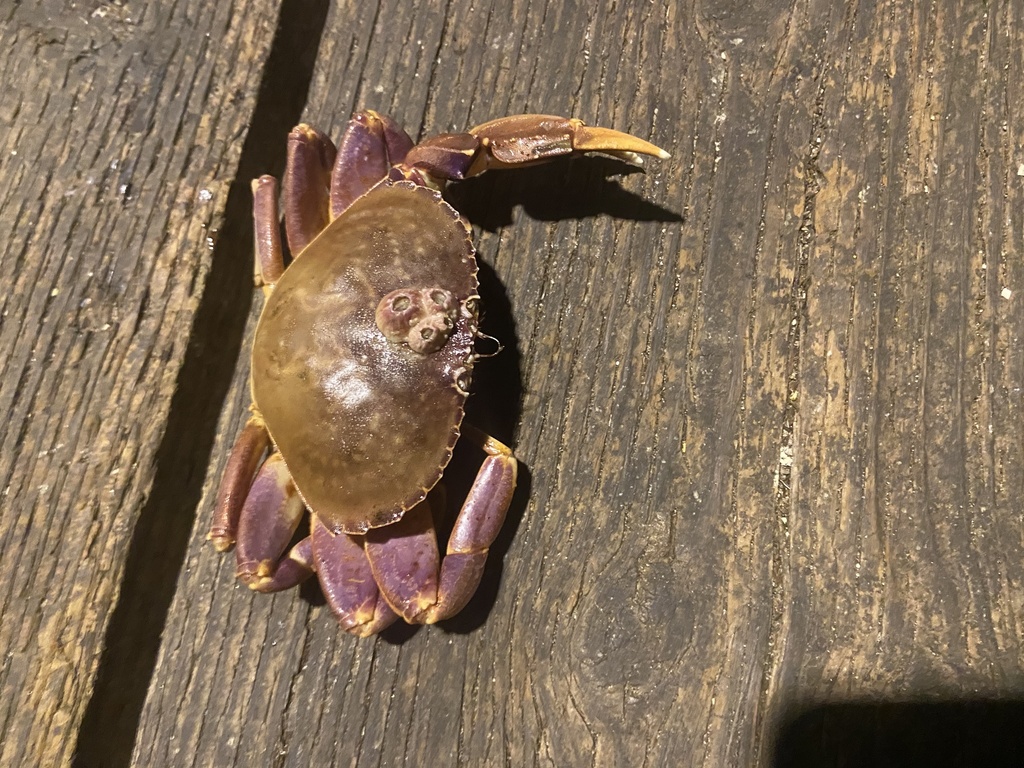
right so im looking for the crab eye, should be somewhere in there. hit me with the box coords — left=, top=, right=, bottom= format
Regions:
left=392, top=295, right=411, bottom=312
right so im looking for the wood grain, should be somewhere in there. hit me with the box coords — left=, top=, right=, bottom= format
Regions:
left=0, top=2, right=280, bottom=765
left=3, top=0, right=1019, bottom=765
left=767, top=1, right=1024, bottom=761
left=135, top=0, right=1024, bottom=765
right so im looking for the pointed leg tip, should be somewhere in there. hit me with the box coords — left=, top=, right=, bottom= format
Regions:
left=343, top=626, right=376, bottom=638
left=208, top=532, right=235, bottom=552
left=339, top=609, right=401, bottom=637
left=339, top=617, right=377, bottom=637
left=240, top=573, right=279, bottom=593
left=251, top=175, right=277, bottom=194
left=377, top=593, right=434, bottom=626
left=291, top=123, right=317, bottom=138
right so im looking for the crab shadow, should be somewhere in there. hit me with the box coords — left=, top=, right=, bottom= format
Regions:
left=430, top=255, right=529, bottom=638
left=438, top=156, right=680, bottom=636
left=302, top=155, right=679, bottom=642
left=445, top=154, right=682, bottom=232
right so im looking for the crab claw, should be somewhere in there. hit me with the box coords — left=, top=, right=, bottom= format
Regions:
left=469, top=115, right=671, bottom=170
left=398, top=114, right=670, bottom=182
left=283, top=125, right=337, bottom=255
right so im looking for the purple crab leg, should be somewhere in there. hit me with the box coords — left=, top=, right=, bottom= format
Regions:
left=209, top=171, right=291, bottom=552
left=235, top=452, right=310, bottom=590
left=363, top=499, right=440, bottom=622
left=330, top=110, right=414, bottom=218
left=248, top=536, right=315, bottom=593
left=397, top=114, right=670, bottom=183
left=311, top=515, right=399, bottom=636
left=251, top=176, right=285, bottom=286
left=283, top=124, right=336, bottom=255
left=208, top=416, right=271, bottom=551
left=364, top=427, right=517, bottom=624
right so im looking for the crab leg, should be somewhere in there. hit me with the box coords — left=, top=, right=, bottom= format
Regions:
left=311, top=516, right=399, bottom=636
left=397, top=114, right=670, bottom=183
left=234, top=452, right=311, bottom=590
left=251, top=176, right=285, bottom=287
left=210, top=174, right=294, bottom=552
left=246, top=536, right=315, bottom=593
left=330, top=110, right=414, bottom=218
left=209, top=416, right=271, bottom=551
left=364, top=428, right=517, bottom=624
left=283, top=125, right=337, bottom=255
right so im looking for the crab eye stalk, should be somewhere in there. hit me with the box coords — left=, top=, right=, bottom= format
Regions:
left=376, top=286, right=458, bottom=355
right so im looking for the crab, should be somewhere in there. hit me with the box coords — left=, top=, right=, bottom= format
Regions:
left=208, top=111, right=668, bottom=636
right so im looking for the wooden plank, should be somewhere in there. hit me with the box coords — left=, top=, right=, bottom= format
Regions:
left=0, top=2, right=283, bottom=766
left=133, top=1, right=1024, bottom=766
left=766, top=0, right=1024, bottom=763
left=133, top=2, right=776, bottom=765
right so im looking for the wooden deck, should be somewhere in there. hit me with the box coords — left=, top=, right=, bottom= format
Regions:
left=3, top=1, right=1023, bottom=765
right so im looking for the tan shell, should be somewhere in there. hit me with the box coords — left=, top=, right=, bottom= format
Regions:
left=251, top=182, right=478, bottom=534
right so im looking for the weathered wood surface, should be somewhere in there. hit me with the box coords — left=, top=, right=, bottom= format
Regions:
left=0, top=1, right=286, bottom=766
left=3, top=0, right=1022, bottom=766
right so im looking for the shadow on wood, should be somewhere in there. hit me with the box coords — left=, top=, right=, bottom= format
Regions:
left=446, top=156, right=683, bottom=233
left=774, top=698, right=1024, bottom=768
left=72, top=1, right=330, bottom=766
